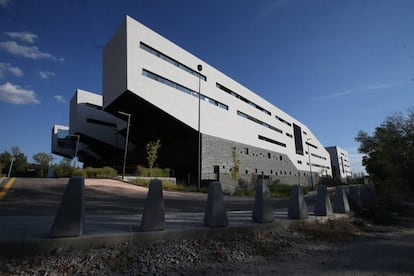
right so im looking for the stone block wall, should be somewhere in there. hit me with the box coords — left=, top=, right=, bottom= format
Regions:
left=202, top=134, right=317, bottom=193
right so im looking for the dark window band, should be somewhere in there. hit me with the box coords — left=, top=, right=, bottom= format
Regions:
left=258, top=135, right=286, bottom=147
left=142, top=69, right=228, bottom=111
left=140, top=42, right=206, bottom=81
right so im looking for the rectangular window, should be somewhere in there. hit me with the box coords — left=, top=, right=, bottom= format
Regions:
left=142, top=69, right=228, bottom=111
left=286, top=133, right=293, bottom=138
left=87, top=118, right=117, bottom=128
left=258, top=135, right=286, bottom=147
left=244, top=147, right=249, bottom=154
left=238, top=111, right=282, bottom=134
left=217, top=83, right=271, bottom=116
left=140, top=42, right=206, bottom=81
left=293, top=123, right=304, bottom=155
left=275, top=115, right=292, bottom=127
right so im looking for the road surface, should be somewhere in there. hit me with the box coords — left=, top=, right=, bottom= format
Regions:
left=0, top=178, right=307, bottom=216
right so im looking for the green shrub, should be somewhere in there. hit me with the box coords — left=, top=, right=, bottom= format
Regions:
left=73, top=167, right=117, bottom=178
left=136, top=166, right=170, bottom=177
left=269, top=183, right=292, bottom=197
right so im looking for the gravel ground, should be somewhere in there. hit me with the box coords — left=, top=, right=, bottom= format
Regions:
left=0, top=217, right=412, bottom=275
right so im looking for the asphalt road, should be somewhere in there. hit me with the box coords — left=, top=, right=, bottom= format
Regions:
left=0, top=178, right=314, bottom=216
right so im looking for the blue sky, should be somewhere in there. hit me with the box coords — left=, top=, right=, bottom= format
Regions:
left=0, top=0, right=413, bottom=174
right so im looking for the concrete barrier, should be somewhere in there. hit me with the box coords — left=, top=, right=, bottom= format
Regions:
left=314, top=185, right=333, bottom=216
left=252, top=180, right=274, bottom=223
left=204, top=182, right=228, bottom=227
left=50, top=176, right=85, bottom=238
left=141, top=179, right=165, bottom=232
left=333, top=185, right=350, bottom=213
left=288, top=184, right=308, bottom=219
left=349, top=185, right=362, bottom=211
left=360, top=185, right=378, bottom=209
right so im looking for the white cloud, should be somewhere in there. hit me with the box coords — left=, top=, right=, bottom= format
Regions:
left=0, top=40, right=64, bottom=62
left=4, top=31, right=37, bottom=43
left=53, top=95, right=66, bottom=103
left=0, top=82, right=40, bottom=104
left=316, top=83, right=393, bottom=101
left=0, top=0, right=13, bottom=8
left=38, top=71, right=56, bottom=79
left=0, top=62, right=23, bottom=78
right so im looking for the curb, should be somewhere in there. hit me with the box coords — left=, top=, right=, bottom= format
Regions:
left=0, top=214, right=348, bottom=257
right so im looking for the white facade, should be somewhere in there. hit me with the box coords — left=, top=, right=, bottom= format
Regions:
left=326, top=146, right=352, bottom=180
left=103, top=16, right=332, bottom=181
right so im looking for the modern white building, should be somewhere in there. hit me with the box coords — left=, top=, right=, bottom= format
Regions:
left=325, top=146, right=352, bottom=181
left=53, top=16, right=333, bottom=192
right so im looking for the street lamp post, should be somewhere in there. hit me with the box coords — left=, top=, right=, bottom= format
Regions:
left=306, top=138, right=314, bottom=188
left=7, top=157, right=15, bottom=178
left=197, top=64, right=202, bottom=192
left=70, top=134, right=80, bottom=174
left=118, top=111, right=131, bottom=180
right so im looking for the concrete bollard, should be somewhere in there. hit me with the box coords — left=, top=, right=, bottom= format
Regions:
left=252, top=180, right=274, bottom=223
left=360, top=185, right=378, bottom=209
left=349, top=185, right=362, bottom=211
left=288, top=184, right=308, bottom=219
left=333, top=185, right=350, bottom=213
left=50, top=176, right=85, bottom=238
left=203, top=181, right=228, bottom=227
left=314, top=185, right=333, bottom=216
left=141, top=179, right=165, bottom=232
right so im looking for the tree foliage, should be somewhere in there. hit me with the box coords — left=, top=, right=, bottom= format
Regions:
left=0, top=146, right=28, bottom=176
left=145, top=139, right=161, bottom=174
left=355, top=109, right=414, bottom=191
left=33, top=152, right=52, bottom=177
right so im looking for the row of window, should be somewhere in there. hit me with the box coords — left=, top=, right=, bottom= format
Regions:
left=140, top=42, right=207, bottom=81
left=242, top=169, right=314, bottom=177
left=142, top=69, right=228, bottom=110
left=237, top=110, right=283, bottom=134
left=86, top=118, right=117, bottom=128
left=275, top=115, right=292, bottom=127
left=216, top=83, right=271, bottom=115
left=305, top=141, right=318, bottom=149
left=258, top=135, right=287, bottom=148
left=311, top=152, right=327, bottom=160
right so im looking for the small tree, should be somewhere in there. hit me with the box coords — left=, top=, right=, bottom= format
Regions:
left=146, top=139, right=161, bottom=176
left=231, top=147, right=240, bottom=186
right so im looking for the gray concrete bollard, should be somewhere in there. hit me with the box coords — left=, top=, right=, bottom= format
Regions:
left=141, top=179, right=165, bottom=232
left=203, top=181, right=228, bottom=227
left=349, top=185, right=362, bottom=211
left=360, top=185, right=378, bottom=209
left=288, top=184, right=308, bottom=219
left=314, top=185, right=333, bottom=216
left=252, top=180, right=274, bottom=223
left=50, top=176, right=85, bottom=238
left=333, top=185, right=350, bottom=213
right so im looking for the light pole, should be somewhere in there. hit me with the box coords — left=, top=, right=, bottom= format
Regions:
left=118, top=111, right=131, bottom=180
left=306, top=138, right=313, bottom=188
left=197, top=64, right=202, bottom=191
left=7, top=157, right=15, bottom=177
left=70, top=134, right=80, bottom=174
